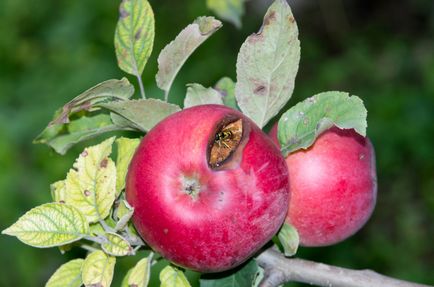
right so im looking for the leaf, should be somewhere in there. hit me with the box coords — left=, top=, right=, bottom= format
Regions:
left=51, top=180, right=66, bottom=203
left=277, top=223, right=299, bottom=257
left=214, top=77, right=238, bottom=110
left=160, top=266, right=191, bottom=287
left=235, top=0, right=300, bottom=128
left=115, top=0, right=155, bottom=77
left=121, top=269, right=133, bottom=287
left=64, top=137, right=117, bottom=223
left=184, top=84, right=223, bottom=108
left=127, top=254, right=153, bottom=287
left=82, top=250, right=116, bottom=287
left=45, top=259, right=84, bottom=287
left=38, top=113, right=125, bottom=155
left=206, top=0, right=246, bottom=28
left=2, top=203, right=89, bottom=248
left=278, top=91, right=367, bottom=156
left=156, top=16, right=222, bottom=100
left=101, top=99, right=181, bottom=132
left=34, top=78, right=135, bottom=154
left=101, top=232, right=132, bottom=256
left=200, top=260, right=259, bottom=287
left=114, top=200, right=134, bottom=231
left=115, top=137, right=140, bottom=195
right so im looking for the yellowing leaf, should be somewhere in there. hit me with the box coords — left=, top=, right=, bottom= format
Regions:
left=45, top=259, right=84, bottom=287
left=278, top=91, right=367, bottom=156
left=127, top=254, right=153, bottom=287
left=156, top=16, right=222, bottom=101
left=235, top=0, right=300, bottom=128
left=82, top=250, right=116, bottom=287
left=115, top=0, right=155, bottom=77
left=2, top=203, right=89, bottom=248
left=206, top=0, right=246, bottom=28
left=184, top=83, right=223, bottom=108
left=121, top=269, right=133, bottom=287
left=101, top=232, right=132, bottom=256
left=115, top=137, right=140, bottom=195
left=160, top=266, right=191, bottom=287
left=64, top=137, right=117, bottom=223
left=50, top=180, right=66, bottom=203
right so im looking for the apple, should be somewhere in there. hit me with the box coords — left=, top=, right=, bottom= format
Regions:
left=126, top=105, right=290, bottom=272
left=270, top=124, right=377, bottom=247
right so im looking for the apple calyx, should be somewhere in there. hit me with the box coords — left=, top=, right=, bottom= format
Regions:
left=181, top=175, right=201, bottom=200
left=208, top=118, right=245, bottom=169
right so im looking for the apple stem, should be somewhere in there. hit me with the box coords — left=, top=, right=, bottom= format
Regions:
left=256, top=247, right=432, bottom=287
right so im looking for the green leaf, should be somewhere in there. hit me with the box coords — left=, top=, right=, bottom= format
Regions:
left=160, top=266, right=191, bottom=287
left=200, top=260, right=259, bottom=287
left=90, top=223, right=106, bottom=236
left=101, top=232, right=132, bottom=256
left=114, top=200, right=134, bottom=231
left=64, top=137, right=117, bottom=223
left=51, top=180, right=66, bottom=203
left=121, top=269, right=133, bottom=287
left=34, top=78, right=135, bottom=154
left=214, top=77, right=238, bottom=110
left=82, top=250, right=116, bottom=287
left=115, top=137, right=140, bottom=195
left=127, top=254, right=153, bottom=287
left=277, top=223, right=299, bottom=257
left=101, top=99, right=181, bottom=132
left=235, top=0, right=300, bottom=128
left=184, top=83, right=223, bottom=108
left=206, top=0, right=246, bottom=28
left=278, top=91, right=367, bottom=156
left=115, top=0, right=155, bottom=78
left=2, top=203, right=89, bottom=248
left=156, top=16, right=222, bottom=101
left=45, top=259, right=84, bottom=287
left=38, top=113, right=124, bottom=156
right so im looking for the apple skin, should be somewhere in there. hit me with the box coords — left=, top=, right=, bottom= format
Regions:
left=126, top=105, right=290, bottom=272
left=270, top=124, right=377, bottom=247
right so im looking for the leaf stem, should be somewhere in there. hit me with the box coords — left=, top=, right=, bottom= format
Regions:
left=164, top=90, right=169, bottom=102
left=84, top=235, right=106, bottom=245
left=136, top=74, right=146, bottom=99
left=99, top=220, right=116, bottom=233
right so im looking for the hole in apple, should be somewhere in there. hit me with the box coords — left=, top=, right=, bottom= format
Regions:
left=208, top=118, right=243, bottom=169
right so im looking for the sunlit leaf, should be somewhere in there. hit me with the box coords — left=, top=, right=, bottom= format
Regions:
left=101, top=99, right=181, bottom=132
left=115, top=137, right=140, bottom=195
left=115, top=0, right=155, bottom=78
left=200, top=260, right=259, bottom=287
left=277, top=223, right=299, bottom=257
left=2, top=203, right=89, bottom=248
left=278, top=91, right=367, bottom=156
left=127, top=254, right=153, bottom=287
left=82, top=250, right=116, bottom=287
left=235, top=0, right=300, bottom=128
left=51, top=180, right=66, bottom=203
left=160, top=266, right=191, bottom=287
left=214, top=77, right=238, bottom=110
left=156, top=16, right=222, bottom=101
left=101, top=232, right=132, bottom=256
left=45, top=259, right=84, bottom=287
left=184, top=83, right=223, bottom=108
left=206, top=0, right=246, bottom=28
left=64, top=137, right=117, bottom=223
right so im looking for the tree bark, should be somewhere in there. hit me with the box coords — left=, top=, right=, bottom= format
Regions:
left=256, top=247, right=433, bottom=287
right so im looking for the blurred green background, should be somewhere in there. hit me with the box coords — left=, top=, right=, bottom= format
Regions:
left=0, top=0, right=433, bottom=286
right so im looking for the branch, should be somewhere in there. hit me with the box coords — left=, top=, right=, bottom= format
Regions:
left=256, top=247, right=433, bottom=287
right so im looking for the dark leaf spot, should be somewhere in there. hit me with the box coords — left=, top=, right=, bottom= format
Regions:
left=264, top=11, right=276, bottom=26
left=134, top=28, right=142, bottom=40
left=254, top=85, right=266, bottom=95
left=84, top=190, right=91, bottom=196
left=81, top=150, right=88, bottom=157
left=100, top=159, right=108, bottom=168
left=119, top=8, right=129, bottom=19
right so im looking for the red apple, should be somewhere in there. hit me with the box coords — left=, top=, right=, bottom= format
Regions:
left=126, top=105, right=290, bottom=272
left=270, top=124, right=377, bottom=247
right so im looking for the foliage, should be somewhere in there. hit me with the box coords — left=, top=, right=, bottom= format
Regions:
left=1, top=0, right=433, bottom=286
